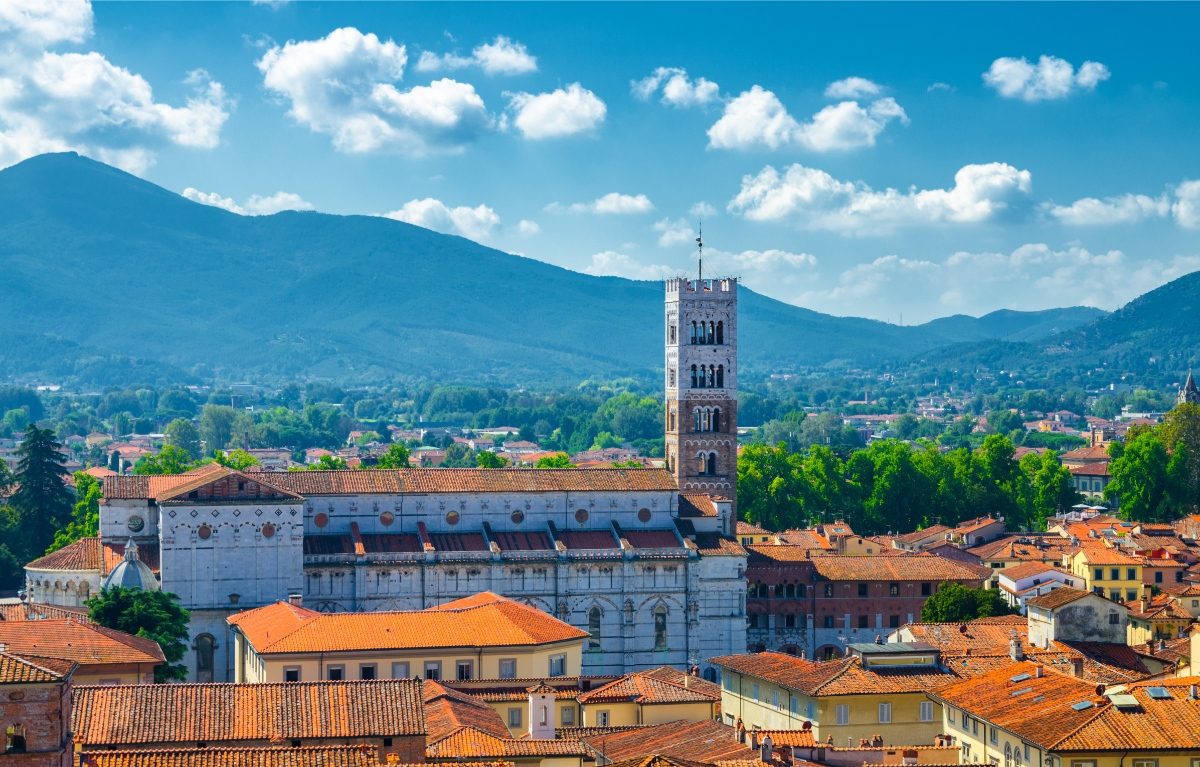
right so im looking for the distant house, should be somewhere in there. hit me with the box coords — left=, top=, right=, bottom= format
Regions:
left=1025, top=588, right=1128, bottom=649
left=995, top=561, right=1081, bottom=613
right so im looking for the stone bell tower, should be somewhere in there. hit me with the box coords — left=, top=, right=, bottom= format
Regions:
left=664, top=261, right=738, bottom=507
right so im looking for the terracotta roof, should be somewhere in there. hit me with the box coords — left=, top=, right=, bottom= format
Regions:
left=895, top=525, right=950, bottom=544
left=557, top=530, right=619, bottom=550
left=576, top=672, right=719, bottom=705
left=102, top=539, right=160, bottom=575
left=25, top=536, right=103, bottom=571
left=0, top=618, right=164, bottom=666
left=810, top=554, right=987, bottom=582
left=72, top=679, right=426, bottom=746
left=679, top=494, right=720, bottom=518
left=1060, top=445, right=1111, bottom=461
left=229, top=593, right=587, bottom=654
left=996, top=561, right=1060, bottom=581
left=623, top=530, right=681, bottom=549
left=1026, top=587, right=1094, bottom=610
left=1068, top=463, right=1110, bottom=477
left=1128, top=594, right=1193, bottom=621
left=1055, top=641, right=1155, bottom=684
left=582, top=719, right=756, bottom=765
left=108, top=468, right=679, bottom=499
left=0, top=650, right=75, bottom=683
left=0, top=601, right=91, bottom=622
left=444, top=677, right=616, bottom=703
left=1055, top=676, right=1200, bottom=751
left=78, top=746, right=378, bottom=767
left=691, top=534, right=747, bottom=557
left=954, top=517, right=1001, bottom=535
left=423, top=680, right=511, bottom=742
left=490, top=531, right=553, bottom=551
left=425, top=728, right=588, bottom=759
left=708, top=652, right=959, bottom=696
left=736, top=521, right=771, bottom=536
left=967, top=535, right=1074, bottom=561
left=1076, top=546, right=1141, bottom=566
left=741, top=730, right=815, bottom=747
left=747, top=545, right=818, bottom=563
left=608, top=755, right=712, bottom=767
left=640, top=666, right=722, bottom=699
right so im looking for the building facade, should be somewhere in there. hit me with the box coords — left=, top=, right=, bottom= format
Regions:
left=664, top=277, right=738, bottom=507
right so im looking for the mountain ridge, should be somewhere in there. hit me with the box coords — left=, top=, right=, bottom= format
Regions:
left=0, top=152, right=1117, bottom=387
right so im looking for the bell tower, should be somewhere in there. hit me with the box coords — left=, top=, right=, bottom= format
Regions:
left=664, top=239, right=737, bottom=507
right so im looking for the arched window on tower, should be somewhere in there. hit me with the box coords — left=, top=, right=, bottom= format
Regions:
left=690, top=321, right=698, bottom=344
left=653, top=604, right=668, bottom=650
left=717, top=365, right=725, bottom=388
left=707, top=452, right=717, bottom=476
left=195, top=634, right=216, bottom=683
left=713, top=408, right=721, bottom=432
left=690, top=365, right=698, bottom=388
left=717, top=321, right=724, bottom=344
left=693, top=409, right=701, bottom=432
left=707, top=365, right=715, bottom=387
left=588, top=606, right=602, bottom=650
left=707, top=321, right=715, bottom=344
left=697, top=453, right=707, bottom=474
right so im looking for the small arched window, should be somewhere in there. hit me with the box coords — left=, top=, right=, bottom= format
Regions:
left=707, top=321, right=715, bottom=344
left=707, top=365, right=715, bottom=387
left=195, top=634, right=216, bottom=683
left=694, top=409, right=702, bottom=432
left=653, top=604, right=668, bottom=650
left=716, top=365, right=724, bottom=388
left=717, top=321, right=724, bottom=344
left=690, top=365, right=698, bottom=388
left=588, top=606, right=602, bottom=650
left=707, top=452, right=717, bottom=476
left=697, top=453, right=708, bottom=474
left=712, top=408, right=721, bottom=432
left=690, top=321, right=698, bottom=344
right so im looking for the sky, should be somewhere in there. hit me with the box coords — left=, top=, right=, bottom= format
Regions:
left=3, top=1, right=1200, bottom=324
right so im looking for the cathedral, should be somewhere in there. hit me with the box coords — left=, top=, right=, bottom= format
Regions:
left=24, top=276, right=748, bottom=682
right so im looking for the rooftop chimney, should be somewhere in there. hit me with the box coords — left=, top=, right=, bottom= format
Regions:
left=1009, top=635, right=1025, bottom=662
left=1069, top=657, right=1083, bottom=677
left=1191, top=685, right=1198, bottom=701
left=1034, top=665, right=1044, bottom=678
left=760, top=734, right=773, bottom=764
left=288, top=593, right=303, bottom=607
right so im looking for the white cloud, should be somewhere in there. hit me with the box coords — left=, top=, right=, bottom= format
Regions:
left=631, top=67, right=720, bottom=107
left=690, top=201, right=717, bottom=219
left=983, top=55, right=1110, bottom=101
left=1046, top=193, right=1170, bottom=226
left=416, top=35, right=537, bottom=76
left=182, top=187, right=314, bottom=215
left=549, top=192, right=654, bottom=215
left=710, top=247, right=817, bottom=271
left=505, top=83, right=605, bottom=139
left=584, top=251, right=676, bottom=281
left=654, top=218, right=695, bottom=247
left=707, top=85, right=907, bottom=152
left=824, top=77, right=882, bottom=100
left=381, top=197, right=500, bottom=241
left=927, top=82, right=955, bottom=94
left=799, top=244, right=1200, bottom=320
left=728, top=162, right=1032, bottom=234
left=1173, top=180, right=1200, bottom=229
left=0, top=2, right=229, bottom=172
left=257, top=27, right=487, bottom=155
left=517, top=219, right=541, bottom=235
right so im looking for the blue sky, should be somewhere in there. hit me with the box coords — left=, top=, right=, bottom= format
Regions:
left=4, top=1, right=1200, bottom=323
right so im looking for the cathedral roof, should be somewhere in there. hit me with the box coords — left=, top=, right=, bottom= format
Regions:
left=101, top=540, right=160, bottom=592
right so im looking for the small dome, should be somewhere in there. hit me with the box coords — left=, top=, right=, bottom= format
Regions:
left=102, top=539, right=160, bottom=592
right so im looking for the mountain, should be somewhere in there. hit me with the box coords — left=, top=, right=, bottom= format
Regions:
left=0, top=153, right=1107, bottom=387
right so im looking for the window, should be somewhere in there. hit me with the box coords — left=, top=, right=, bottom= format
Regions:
left=1094, top=568, right=1103, bottom=581
left=823, top=615, right=835, bottom=628
left=1069, top=762, right=1098, bottom=767
left=1131, top=760, right=1158, bottom=767
left=669, top=369, right=676, bottom=388
left=499, top=659, right=517, bottom=679
left=327, top=665, right=345, bottom=681
left=597, top=711, right=610, bottom=726
left=717, top=321, right=724, bottom=344
left=858, top=583, right=868, bottom=597
left=508, top=708, right=522, bottom=728
left=654, top=605, right=668, bottom=650
left=588, top=606, right=602, bottom=650
left=561, top=707, right=575, bottom=725
left=835, top=704, right=849, bottom=725
left=424, top=661, right=441, bottom=680
left=669, top=324, right=676, bottom=344
left=1155, top=570, right=1164, bottom=583
left=919, top=701, right=934, bottom=722
left=921, top=583, right=932, bottom=596
left=888, top=583, right=899, bottom=596
left=195, top=634, right=216, bottom=683
left=824, top=584, right=834, bottom=598
left=858, top=615, right=869, bottom=629
left=990, top=727, right=998, bottom=744
left=284, top=667, right=301, bottom=682
left=1109, top=590, right=1120, bottom=601
left=751, top=682, right=761, bottom=700
left=772, top=690, right=780, bottom=709
left=391, top=662, right=410, bottom=679
left=1110, top=568, right=1120, bottom=580
left=359, top=664, right=377, bottom=680
left=1127, top=568, right=1137, bottom=580
left=889, top=615, right=900, bottom=628
left=878, top=702, right=892, bottom=723
left=456, top=661, right=473, bottom=681
left=1126, top=589, right=1137, bottom=602
left=549, top=654, right=566, bottom=677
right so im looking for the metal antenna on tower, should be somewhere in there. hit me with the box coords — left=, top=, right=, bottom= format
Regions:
left=696, top=221, right=703, bottom=283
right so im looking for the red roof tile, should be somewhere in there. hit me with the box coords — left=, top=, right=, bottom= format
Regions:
left=78, top=746, right=378, bottom=767
left=0, top=619, right=164, bottom=666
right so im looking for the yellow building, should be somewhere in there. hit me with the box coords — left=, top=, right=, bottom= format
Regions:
left=711, top=643, right=959, bottom=746
left=576, top=668, right=720, bottom=726
left=931, top=659, right=1200, bottom=767
left=228, top=591, right=588, bottom=683
left=1069, top=547, right=1144, bottom=603
left=1126, top=594, right=1193, bottom=646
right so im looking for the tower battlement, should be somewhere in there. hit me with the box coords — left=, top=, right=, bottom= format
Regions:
left=664, top=277, right=737, bottom=296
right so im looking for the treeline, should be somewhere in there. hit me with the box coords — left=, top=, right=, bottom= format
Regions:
left=1106, top=404, right=1200, bottom=521
left=736, top=435, right=1079, bottom=535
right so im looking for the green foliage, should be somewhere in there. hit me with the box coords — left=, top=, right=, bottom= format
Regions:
left=921, top=582, right=1015, bottom=622
left=1107, top=430, right=1174, bottom=522
left=988, top=409, right=1025, bottom=435
left=47, top=472, right=102, bottom=553
left=213, top=449, right=259, bottom=470
left=3, top=426, right=75, bottom=585
left=374, top=443, right=412, bottom=469
left=534, top=452, right=574, bottom=468
left=164, top=418, right=201, bottom=460
left=199, top=405, right=237, bottom=452
left=306, top=455, right=348, bottom=470
left=474, top=450, right=508, bottom=468
left=86, top=587, right=190, bottom=682
left=133, top=445, right=198, bottom=475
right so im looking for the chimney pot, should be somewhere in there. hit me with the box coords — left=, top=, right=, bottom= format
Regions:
left=1034, top=665, right=1044, bottom=678
left=288, top=593, right=303, bottom=607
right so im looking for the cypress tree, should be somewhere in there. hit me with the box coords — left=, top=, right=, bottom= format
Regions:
left=11, top=425, right=74, bottom=558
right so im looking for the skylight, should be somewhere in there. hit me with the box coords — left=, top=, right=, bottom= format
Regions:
left=1070, top=701, right=1094, bottom=711
left=1145, top=686, right=1172, bottom=700
left=1010, top=687, right=1034, bottom=697
left=1009, top=673, right=1031, bottom=683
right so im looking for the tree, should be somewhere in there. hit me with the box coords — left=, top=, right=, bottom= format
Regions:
left=133, top=445, right=197, bottom=475
left=475, top=450, right=508, bottom=468
left=1019, top=451, right=1079, bottom=530
left=920, top=582, right=1014, bottom=622
left=736, top=442, right=806, bottom=530
left=11, top=425, right=74, bottom=557
left=988, top=409, right=1024, bottom=436
left=164, top=419, right=202, bottom=460
left=87, top=587, right=190, bottom=682
left=199, top=404, right=237, bottom=452
left=47, top=472, right=102, bottom=553
left=534, top=452, right=574, bottom=468
left=1159, top=403, right=1200, bottom=515
left=374, top=443, right=412, bottom=469
left=213, top=449, right=259, bottom=470
left=1107, top=430, right=1173, bottom=521
left=306, top=455, right=348, bottom=470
